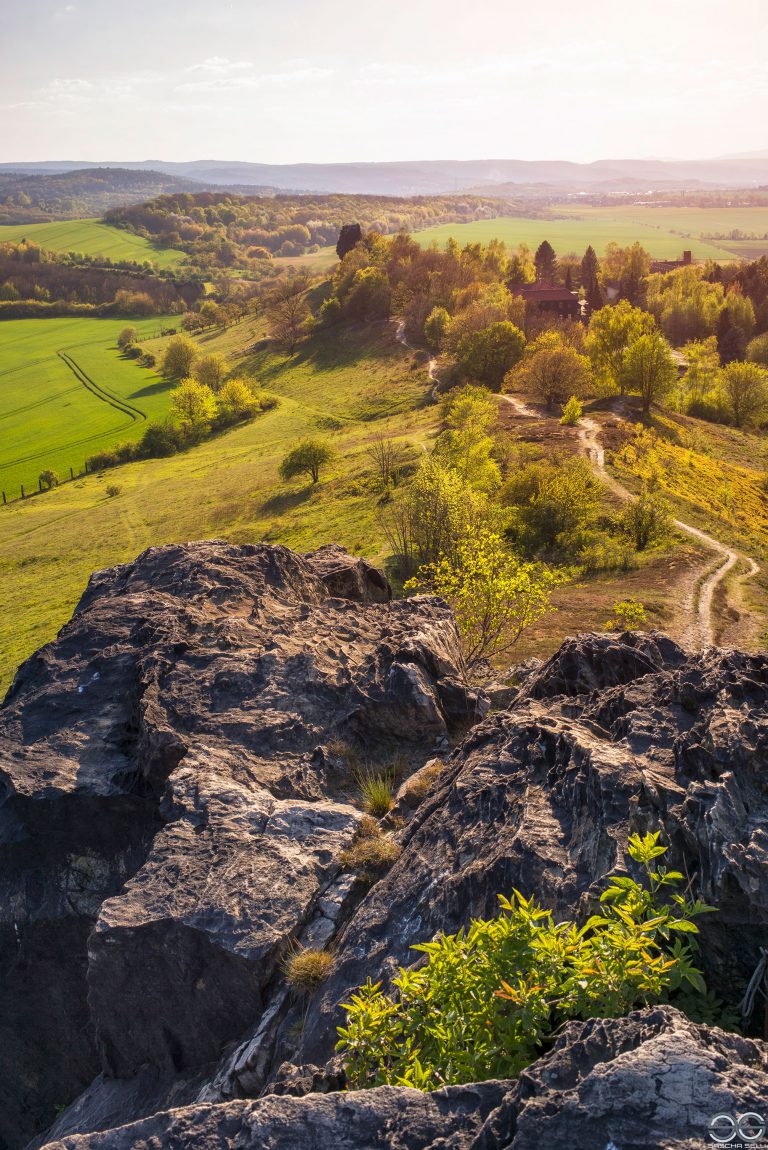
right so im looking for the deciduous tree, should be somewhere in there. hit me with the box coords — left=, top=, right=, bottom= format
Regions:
left=456, top=321, right=526, bottom=389
left=721, top=361, right=768, bottom=427
left=512, top=333, right=591, bottom=409
left=619, top=332, right=678, bottom=415
left=266, top=275, right=311, bottom=354
left=586, top=301, right=656, bottom=394
left=279, top=438, right=334, bottom=484
left=193, top=353, right=229, bottom=392
left=169, top=378, right=217, bottom=436
left=161, top=334, right=198, bottom=379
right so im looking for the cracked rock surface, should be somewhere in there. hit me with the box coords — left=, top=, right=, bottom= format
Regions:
left=2, top=544, right=767, bottom=1150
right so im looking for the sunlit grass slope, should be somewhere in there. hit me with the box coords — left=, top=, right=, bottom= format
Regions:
left=0, top=315, right=175, bottom=495
left=0, top=219, right=184, bottom=267
left=0, top=318, right=438, bottom=693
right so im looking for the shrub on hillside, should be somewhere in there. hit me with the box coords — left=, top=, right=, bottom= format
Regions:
left=604, top=597, right=648, bottom=631
left=161, top=334, right=198, bottom=379
left=38, top=469, right=59, bottom=490
left=620, top=487, right=671, bottom=551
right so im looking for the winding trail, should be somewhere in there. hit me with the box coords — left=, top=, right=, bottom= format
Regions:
left=395, top=320, right=760, bottom=647
left=395, top=321, right=441, bottom=400
left=501, top=392, right=759, bottom=649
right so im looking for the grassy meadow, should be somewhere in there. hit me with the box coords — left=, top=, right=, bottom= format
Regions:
left=409, top=213, right=737, bottom=260
left=0, top=315, right=176, bottom=496
left=0, top=318, right=439, bottom=692
left=277, top=206, right=762, bottom=268
left=0, top=219, right=184, bottom=267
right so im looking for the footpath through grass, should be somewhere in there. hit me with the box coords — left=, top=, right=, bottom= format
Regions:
left=0, top=315, right=176, bottom=496
left=0, top=219, right=184, bottom=267
left=0, top=319, right=438, bottom=693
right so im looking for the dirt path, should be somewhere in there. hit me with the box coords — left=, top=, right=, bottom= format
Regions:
left=502, top=393, right=759, bottom=649
left=395, top=321, right=441, bottom=400
left=395, top=320, right=760, bottom=648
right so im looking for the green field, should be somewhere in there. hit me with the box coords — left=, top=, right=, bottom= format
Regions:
left=555, top=205, right=768, bottom=258
left=409, top=213, right=738, bottom=260
left=0, top=317, right=439, bottom=692
left=0, top=219, right=184, bottom=267
left=0, top=316, right=177, bottom=496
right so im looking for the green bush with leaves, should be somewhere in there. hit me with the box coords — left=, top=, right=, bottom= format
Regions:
left=405, top=527, right=560, bottom=673
left=560, top=395, right=583, bottom=426
left=337, top=833, right=714, bottom=1090
left=604, top=597, right=648, bottom=631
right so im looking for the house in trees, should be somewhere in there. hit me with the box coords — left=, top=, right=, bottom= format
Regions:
left=509, top=283, right=582, bottom=319
left=649, top=250, right=693, bottom=274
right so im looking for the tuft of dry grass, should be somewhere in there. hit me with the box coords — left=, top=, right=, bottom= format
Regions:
left=355, top=767, right=395, bottom=817
left=341, top=820, right=401, bottom=882
left=403, top=760, right=445, bottom=805
left=284, top=947, right=334, bottom=994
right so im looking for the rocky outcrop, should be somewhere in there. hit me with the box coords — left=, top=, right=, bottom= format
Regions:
left=300, top=632, right=768, bottom=1064
left=3, top=550, right=768, bottom=1149
left=0, top=542, right=479, bottom=1149
left=38, top=1008, right=768, bottom=1149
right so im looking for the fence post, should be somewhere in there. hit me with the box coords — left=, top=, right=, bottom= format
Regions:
left=84, top=461, right=88, bottom=474
left=39, top=478, right=43, bottom=493
left=2, top=491, right=5, bottom=505
left=70, top=466, right=74, bottom=480
left=21, top=484, right=25, bottom=499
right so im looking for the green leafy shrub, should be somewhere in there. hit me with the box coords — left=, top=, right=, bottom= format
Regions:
left=619, top=487, right=671, bottom=551
left=560, top=394, right=583, bottom=425
left=336, top=833, right=713, bottom=1089
left=38, top=469, right=59, bottom=490
left=604, top=597, right=648, bottom=631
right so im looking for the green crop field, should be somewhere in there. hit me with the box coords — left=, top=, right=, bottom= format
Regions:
left=0, top=317, right=439, bottom=692
left=0, top=219, right=184, bottom=267
left=409, top=213, right=737, bottom=260
left=0, top=315, right=178, bottom=497
left=554, top=204, right=768, bottom=258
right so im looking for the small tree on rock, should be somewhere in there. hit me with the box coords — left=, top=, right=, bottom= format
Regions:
left=405, top=528, right=560, bottom=675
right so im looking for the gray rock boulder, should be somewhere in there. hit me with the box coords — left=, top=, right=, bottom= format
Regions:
left=39, top=1008, right=768, bottom=1149
left=0, top=541, right=478, bottom=1149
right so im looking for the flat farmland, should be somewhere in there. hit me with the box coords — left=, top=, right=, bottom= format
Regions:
left=0, top=315, right=175, bottom=496
left=0, top=219, right=184, bottom=267
left=554, top=204, right=768, bottom=257
left=410, top=213, right=737, bottom=259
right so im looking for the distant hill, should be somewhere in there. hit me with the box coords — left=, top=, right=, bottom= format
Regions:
left=5, top=155, right=768, bottom=195
left=0, top=167, right=266, bottom=224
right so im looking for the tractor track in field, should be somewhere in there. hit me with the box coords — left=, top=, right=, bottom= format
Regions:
left=0, top=351, right=147, bottom=486
left=57, top=350, right=147, bottom=424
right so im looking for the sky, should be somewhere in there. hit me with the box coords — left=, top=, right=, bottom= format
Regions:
left=1, top=0, right=766, bottom=164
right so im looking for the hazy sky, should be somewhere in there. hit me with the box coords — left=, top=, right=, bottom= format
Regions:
left=1, top=0, right=766, bottom=163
